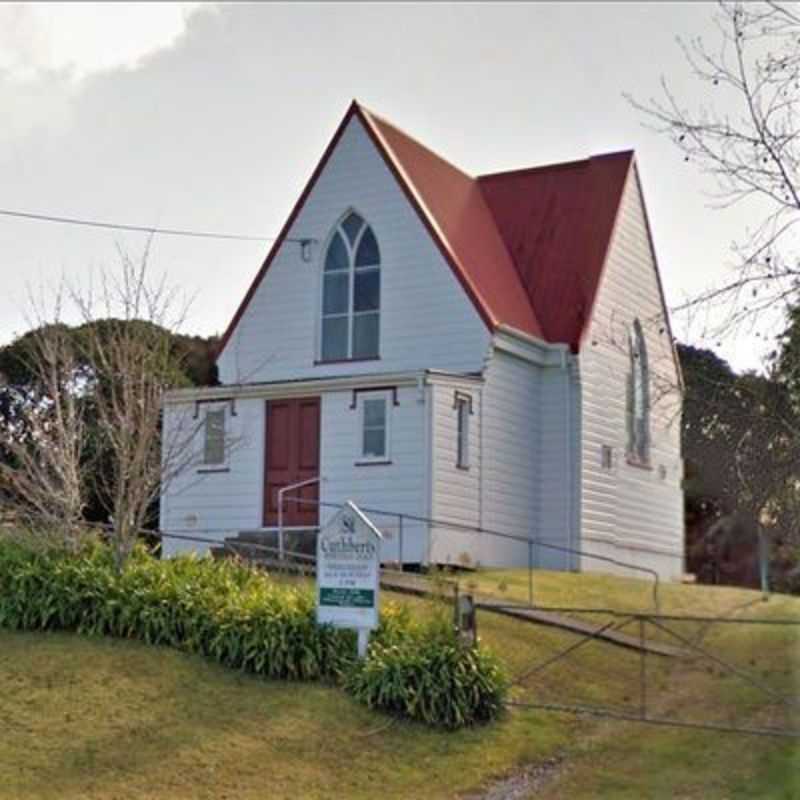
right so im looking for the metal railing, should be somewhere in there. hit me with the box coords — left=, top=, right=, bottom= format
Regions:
left=277, top=476, right=324, bottom=561
left=2, top=501, right=798, bottom=738
left=282, top=494, right=664, bottom=610
left=508, top=607, right=800, bottom=739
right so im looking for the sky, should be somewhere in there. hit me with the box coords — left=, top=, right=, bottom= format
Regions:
left=0, top=2, right=775, bottom=371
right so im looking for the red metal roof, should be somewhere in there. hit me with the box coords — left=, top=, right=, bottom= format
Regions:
left=218, top=102, right=634, bottom=358
left=478, top=152, right=634, bottom=350
left=360, top=107, right=544, bottom=339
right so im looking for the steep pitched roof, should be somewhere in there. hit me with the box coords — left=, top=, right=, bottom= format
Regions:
left=218, top=101, right=636, bottom=356
left=360, top=107, right=544, bottom=339
left=478, top=152, right=633, bottom=349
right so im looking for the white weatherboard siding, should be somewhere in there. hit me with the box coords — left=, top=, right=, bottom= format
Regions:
left=578, top=167, right=684, bottom=580
left=318, top=386, right=429, bottom=564
left=538, top=359, right=580, bottom=571
left=160, top=397, right=265, bottom=556
left=160, top=384, right=430, bottom=561
left=429, top=378, right=483, bottom=567
left=163, top=115, right=683, bottom=580
left=217, top=115, right=491, bottom=385
left=479, top=344, right=578, bottom=569
left=480, top=349, right=538, bottom=567
left=481, top=350, right=538, bottom=567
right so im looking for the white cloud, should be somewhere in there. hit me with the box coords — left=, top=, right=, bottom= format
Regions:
left=0, top=3, right=208, bottom=82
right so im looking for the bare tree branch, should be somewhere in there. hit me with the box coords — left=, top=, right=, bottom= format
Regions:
left=0, top=286, right=87, bottom=548
left=628, top=1, right=800, bottom=340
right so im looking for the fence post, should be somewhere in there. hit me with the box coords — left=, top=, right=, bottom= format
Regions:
left=398, top=513, right=404, bottom=568
left=278, top=489, right=284, bottom=563
left=639, top=617, right=647, bottom=720
left=528, top=540, right=534, bottom=607
left=758, top=526, right=770, bottom=600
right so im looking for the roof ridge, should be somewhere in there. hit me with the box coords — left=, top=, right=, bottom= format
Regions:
left=478, top=149, right=634, bottom=183
left=358, top=102, right=545, bottom=338
left=357, top=102, right=476, bottom=182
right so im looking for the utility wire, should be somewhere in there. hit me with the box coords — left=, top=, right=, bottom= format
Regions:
left=0, top=207, right=303, bottom=243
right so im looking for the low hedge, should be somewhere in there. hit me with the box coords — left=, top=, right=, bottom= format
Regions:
left=0, top=538, right=507, bottom=728
left=0, top=539, right=348, bottom=680
left=347, top=623, right=508, bottom=728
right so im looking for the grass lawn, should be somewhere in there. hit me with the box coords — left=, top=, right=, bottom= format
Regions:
left=0, top=572, right=798, bottom=799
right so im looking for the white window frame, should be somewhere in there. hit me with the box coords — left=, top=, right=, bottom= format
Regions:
left=455, top=392, right=471, bottom=470
left=356, top=390, right=391, bottom=464
left=198, top=405, right=229, bottom=471
left=318, top=210, right=381, bottom=363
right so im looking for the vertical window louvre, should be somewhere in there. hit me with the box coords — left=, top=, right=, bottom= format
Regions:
left=204, top=409, right=226, bottom=465
left=627, top=319, right=651, bottom=465
left=320, top=212, right=380, bottom=361
left=361, top=396, right=388, bottom=460
left=456, top=395, right=471, bottom=469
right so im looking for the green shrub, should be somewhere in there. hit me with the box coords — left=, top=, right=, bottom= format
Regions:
left=0, top=538, right=507, bottom=728
left=345, top=621, right=508, bottom=729
left=0, top=539, right=351, bottom=680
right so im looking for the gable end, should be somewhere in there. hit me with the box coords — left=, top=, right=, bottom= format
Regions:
left=216, top=102, right=498, bottom=362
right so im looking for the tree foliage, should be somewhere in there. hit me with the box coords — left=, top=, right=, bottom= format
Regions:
left=0, top=252, right=220, bottom=567
left=679, top=338, right=800, bottom=590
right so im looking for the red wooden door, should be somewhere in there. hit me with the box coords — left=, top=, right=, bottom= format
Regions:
left=264, top=397, right=320, bottom=527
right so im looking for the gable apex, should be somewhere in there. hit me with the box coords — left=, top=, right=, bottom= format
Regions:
left=218, top=100, right=539, bottom=359
left=216, top=101, right=363, bottom=359
left=622, top=162, right=684, bottom=390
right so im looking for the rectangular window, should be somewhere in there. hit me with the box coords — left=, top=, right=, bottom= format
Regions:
left=203, top=409, right=226, bottom=465
left=360, top=394, right=389, bottom=461
left=601, top=444, right=613, bottom=471
left=456, top=394, right=471, bottom=469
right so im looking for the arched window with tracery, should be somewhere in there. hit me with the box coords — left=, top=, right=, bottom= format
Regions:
left=627, top=318, right=651, bottom=465
left=320, top=211, right=381, bottom=362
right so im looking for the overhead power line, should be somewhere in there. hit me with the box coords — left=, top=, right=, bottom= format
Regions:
left=0, top=207, right=293, bottom=243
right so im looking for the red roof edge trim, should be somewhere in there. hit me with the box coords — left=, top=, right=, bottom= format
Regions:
left=356, top=106, right=497, bottom=331
left=216, top=101, right=361, bottom=360
left=363, top=108, right=476, bottom=182
left=478, top=149, right=636, bottom=183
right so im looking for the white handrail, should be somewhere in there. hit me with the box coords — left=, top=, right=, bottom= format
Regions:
left=277, top=476, right=324, bottom=561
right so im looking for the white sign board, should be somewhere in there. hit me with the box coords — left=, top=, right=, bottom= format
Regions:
left=316, top=501, right=382, bottom=632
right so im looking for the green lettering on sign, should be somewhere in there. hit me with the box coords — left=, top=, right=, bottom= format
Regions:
left=319, top=588, right=375, bottom=608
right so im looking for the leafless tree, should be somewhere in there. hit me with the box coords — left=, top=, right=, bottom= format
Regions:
left=628, top=1, right=800, bottom=340
left=1, top=243, right=242, bottom=568
left=69, top=244, right=207, bottom=570
left=0, top=289, right=88, bottom=549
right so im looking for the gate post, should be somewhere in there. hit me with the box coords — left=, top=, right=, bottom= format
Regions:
left=639, top=617, right=647, bottom=720
left=528, top=540, right=534, bottom=607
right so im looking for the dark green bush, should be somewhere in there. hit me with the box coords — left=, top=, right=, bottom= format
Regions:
left=0, top=538, right=507, bottom=728
left=345, top=619, right=508, bottom=729
left=0, top=539, right=351, bottom=680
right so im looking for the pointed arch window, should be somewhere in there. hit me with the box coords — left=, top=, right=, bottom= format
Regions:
left=320, top=211, right=381, bottom=362
left=626, top=318, right=651, bottom=465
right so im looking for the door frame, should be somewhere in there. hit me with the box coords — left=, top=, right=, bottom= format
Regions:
left=262, top=395, right=321, bottom=528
